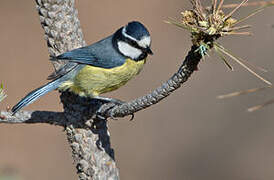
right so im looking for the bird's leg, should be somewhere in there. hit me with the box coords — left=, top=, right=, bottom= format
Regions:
left=94, top=96, right=134, bottom=121
left=93, top=96, right=125, bottom=105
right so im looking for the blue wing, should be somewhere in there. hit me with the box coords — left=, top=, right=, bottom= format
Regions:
left=55, top=47, right=98, bottom=65
left=52, top=35, right=126, bottom=69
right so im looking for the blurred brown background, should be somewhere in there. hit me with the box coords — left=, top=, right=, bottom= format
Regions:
left=0, top=0, right=274, bottom=180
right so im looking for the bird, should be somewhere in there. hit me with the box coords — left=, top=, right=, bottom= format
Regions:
left=12, top=21, right=153, bottom=114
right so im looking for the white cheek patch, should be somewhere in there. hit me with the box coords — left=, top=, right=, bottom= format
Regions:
left=138, top=36, right=151, bottom=48
left=117, top=41, right=142, bottom=60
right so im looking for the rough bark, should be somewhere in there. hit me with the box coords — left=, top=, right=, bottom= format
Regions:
left=35, top=0, right=119, bottom=179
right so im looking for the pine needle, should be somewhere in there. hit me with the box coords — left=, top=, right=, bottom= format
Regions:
left=248, top=98, right=274, bottom=112
left=222, top=1, right=274, bottom=8
left=229, top=25, right=252, bottom=31
left=214, top=45, right=234, bottom=70
left=224, top=0, right=249, bottom=20
left=165, top=18, right=190, bottom=31
left=214, top=43, right=272, bottom=86
left=217, top=0, right=224, bottom=12
left=212, top=0, right=217, bottom=14
left=217, top=86, right=271, bottom=99
left=222, top=31, right=253, bottom=36
left=233, top=6, right=265, bottom=26
left=236, top=56, right=268, bottom=73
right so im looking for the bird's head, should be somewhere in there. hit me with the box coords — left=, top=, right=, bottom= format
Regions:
left=113, top=21, right=153, bottom=61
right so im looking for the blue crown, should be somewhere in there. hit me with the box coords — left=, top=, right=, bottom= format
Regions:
left=125, top=21, right=150, bottom=40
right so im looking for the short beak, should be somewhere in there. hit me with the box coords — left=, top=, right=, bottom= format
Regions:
left=146, top=47, right=153, bottom=55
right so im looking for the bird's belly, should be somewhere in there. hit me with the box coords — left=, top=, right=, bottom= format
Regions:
left=63, top=59, right=146, bottom=96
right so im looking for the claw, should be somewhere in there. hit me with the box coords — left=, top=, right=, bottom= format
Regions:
left=129, top=113, right=135, bottom=121
left=96, top=102, right=120, bottom=120
left=109, top=112, right=119, bottom=121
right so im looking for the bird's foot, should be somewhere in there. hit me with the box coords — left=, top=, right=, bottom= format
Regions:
left=94, top=97, right=134, bottom=121
left=95, top=97, right=124, bottom=120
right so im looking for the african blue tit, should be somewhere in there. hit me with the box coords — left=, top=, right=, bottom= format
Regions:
left=12, top=21, right=153, bottom=114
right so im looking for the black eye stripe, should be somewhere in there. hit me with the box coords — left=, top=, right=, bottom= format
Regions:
left=123, top=37, right=147, bottom=52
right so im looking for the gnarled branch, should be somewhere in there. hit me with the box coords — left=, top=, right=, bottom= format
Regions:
left=0, top=111, right=65, bottom=125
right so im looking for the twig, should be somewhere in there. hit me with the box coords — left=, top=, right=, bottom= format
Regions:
left=0, top=111, right=65, bottom=125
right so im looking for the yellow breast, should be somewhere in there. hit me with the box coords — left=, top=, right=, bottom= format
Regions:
left=59, top=58, right=146, bottom=96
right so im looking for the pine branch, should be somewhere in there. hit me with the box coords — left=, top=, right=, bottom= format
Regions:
left=0, top=0, right=219, bottom=179
left=35, top=0, right=118, bottom=179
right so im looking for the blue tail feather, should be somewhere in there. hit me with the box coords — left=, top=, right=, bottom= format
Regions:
left=12, top=79, right=62, bottom=114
